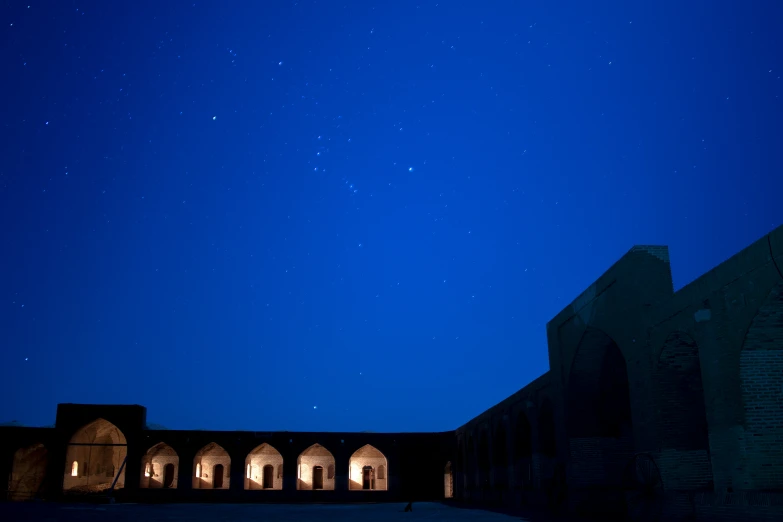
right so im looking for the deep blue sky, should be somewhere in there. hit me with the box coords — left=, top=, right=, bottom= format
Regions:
left=1, top=1, right=781, bottom=433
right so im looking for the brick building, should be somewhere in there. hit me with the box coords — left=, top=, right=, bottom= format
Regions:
left=3, top=225, right=782, bottom=521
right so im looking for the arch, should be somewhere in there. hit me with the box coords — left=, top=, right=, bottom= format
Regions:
left=654, top=331, right=712, bottom=490
left=516, top=410, right=534, bottom=488
left=9, top=443, right=48, bottom=500
left=192, top=442, right=230, bottom=489
left=244, top=443, right=283, bottom=490
left=444, top=461, right=454, bottom=498
left=477, top=429, right=490, bottom=490
left=492, top=423, right=508, bottom=488
left=140, top=442, right=179, bottom=489
left=466, top=435, right=475, bottom=490
left=63, top=418, right=127, bottom=492
left=566, top=328, right=634, bottom=487
left=515, top=411, right=533, bottom=459
left=739, top=282, right=783, bottom=490
left=538, top=398, right=556, bottom=457
left=297, top=443, right=335, bottom=490
left=349, top=444, right=388, bottom=490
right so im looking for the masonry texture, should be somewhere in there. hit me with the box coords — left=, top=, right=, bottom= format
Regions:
left=3, top=226, right=783, bottom=522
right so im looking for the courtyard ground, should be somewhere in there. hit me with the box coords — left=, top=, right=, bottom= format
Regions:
left=0, top=501, right=555, bottom=521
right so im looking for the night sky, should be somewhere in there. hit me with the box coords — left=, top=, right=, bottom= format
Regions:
left=1, top=1, right=781, bottom=433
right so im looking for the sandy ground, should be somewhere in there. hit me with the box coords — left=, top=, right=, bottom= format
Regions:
left=0, top=501, right=538, bottom=522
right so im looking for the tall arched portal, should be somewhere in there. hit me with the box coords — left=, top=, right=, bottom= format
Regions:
left=193, top=443, right=230, bottom=489
left=9, top=444, right=48, bottom=500
left=63, top=418, right=127, bottom=492
left=140, top=442, right=179, bottom=489
left=245, top=443, right=283, bottom=490
left=655, top=331, right=712, bottom=490
left=566, top=328, right=634, bottom=488
left=297, top=443, right=335, bottom=490
left=349, top=444, right=387, bottom=491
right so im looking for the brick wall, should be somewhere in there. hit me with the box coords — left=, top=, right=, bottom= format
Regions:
left=348, top=444, right=387, bottom=490
left=192, top=443, right=231, bottom=490
left=654, top=331, right=713, bottom=490
left=296, top=443, right=335, bottom=490
left=8, top=444, right=47, bottom=500
left=244, top=443, right=283, bottom=490
left=739, top=282, right=783, bottom=491
left=140, top=442, right=179, bottom=489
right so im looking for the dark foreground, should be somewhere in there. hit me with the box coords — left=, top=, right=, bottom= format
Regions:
left=0, top=501, right=568, bottom=522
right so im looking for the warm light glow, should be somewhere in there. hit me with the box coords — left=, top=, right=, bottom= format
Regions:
left=244, top=443, right=284, bottom=490
left=145, top=463, right=151, bottom=477
left=196, top=463, right=201, bottom=478
left=71, top=460, right=78, bottom=477
left=348, top=444, right=388, bottom=491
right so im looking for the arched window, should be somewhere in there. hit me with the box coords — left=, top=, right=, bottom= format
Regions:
left=377, top=465, right=386, bottom=480
left=195, top=463, right=201, bottom=478
left=71, top=460, right=78, bottom=477
left=246, top=464, right=251, bottom=479
left=145, top=463, right=151, bottom=477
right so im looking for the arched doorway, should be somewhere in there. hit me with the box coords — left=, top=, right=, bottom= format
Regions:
left=163, top=463, right=175, bottom=488
left=63, top=418, right=127, bottom=493
left=348, top=444, right=388, bottom=491
left=296, top=444, right=335, bottom=490
left=244, top=443, right=283, bottom=490
left=213, top=464, right=224, bottom=489
left=263, top=464, right=274, bottom=489
left=140, top=442, right=179, bottom=489
left=9, top=444, right=48, bottom=500
left=192, top=443, right=230, bottom=489
left=444, top=461, right=454, bottom=498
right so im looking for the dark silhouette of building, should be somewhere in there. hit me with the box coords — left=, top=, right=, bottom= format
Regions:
left=3, top=225, right=783, bottom=522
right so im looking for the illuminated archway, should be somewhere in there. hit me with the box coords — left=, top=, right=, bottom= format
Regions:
left=193, top=443, right=230, bottom=489
left=297, top=443, right=335, bottom=490
left=140, top=442, right=179, bottom=489
left=9, top=444, right=48, bottom=500
left=444, top=461, right=454, bottom=498
left=348, top=444, right=387, bottom=491
left=244, top=443, right=283, bottom=490
left=63, top=418, right=127, bottom=492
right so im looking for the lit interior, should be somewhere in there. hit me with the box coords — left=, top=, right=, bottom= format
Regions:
left=63, top=418, right=127, bottom=493
left=244, top=443, right=283, bottom=490
left=139, top=442, right=179, bottom=489
left=8, top=444, right=48, bottom=501
left=348, top=444, right=388, bottom=491
left=296, top=443, right=335, bottom=490
left=192, top=442, right=230, bottom=490
left=444, top=461, right=453, bottom=498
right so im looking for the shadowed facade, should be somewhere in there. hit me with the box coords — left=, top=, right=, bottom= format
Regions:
left=2, top=225, right=783, bottom=522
